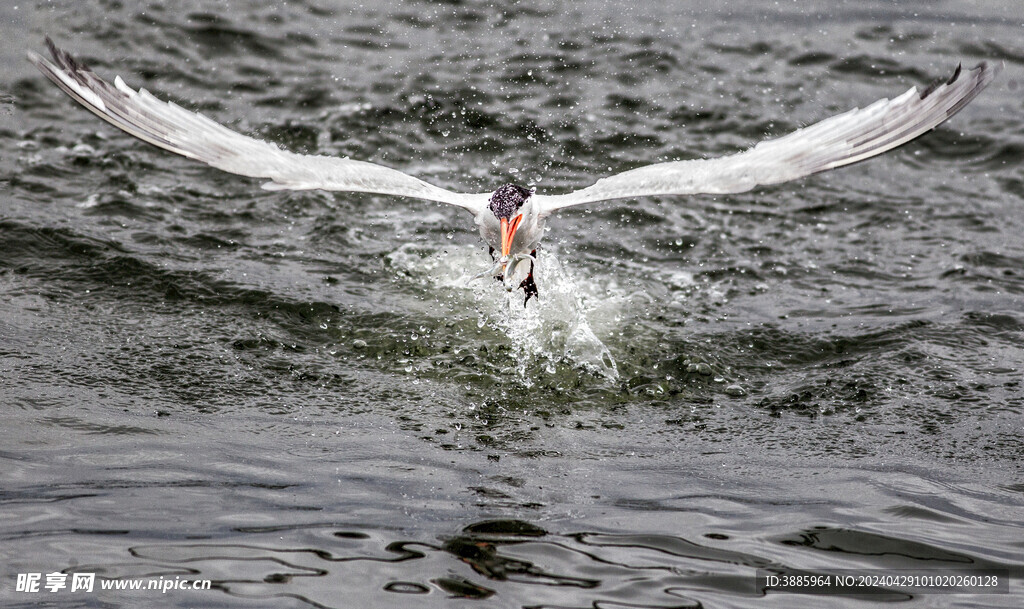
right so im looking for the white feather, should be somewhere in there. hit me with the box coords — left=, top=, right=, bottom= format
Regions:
left=26, top=43, right=488, bottom=214
left=27, top=39, right=998, bottom=233
left=534, top=62, right=999, bottom=215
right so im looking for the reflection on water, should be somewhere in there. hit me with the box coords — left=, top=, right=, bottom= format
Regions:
left=61, top=513, right=1019, bottom=607
left=2, top=0, right=1024, bottom=607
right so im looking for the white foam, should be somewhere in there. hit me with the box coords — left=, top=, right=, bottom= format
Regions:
left=386, top=243, right=624, bottom=381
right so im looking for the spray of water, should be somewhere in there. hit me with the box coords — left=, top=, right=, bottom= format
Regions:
left=386, top=243, right=621, bottom=381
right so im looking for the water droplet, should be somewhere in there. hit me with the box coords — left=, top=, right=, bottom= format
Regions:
left=725, top=384, right=746, bottom=397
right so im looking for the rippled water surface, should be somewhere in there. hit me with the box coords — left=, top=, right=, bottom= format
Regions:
left=2, top=1, right=1024, bottom=607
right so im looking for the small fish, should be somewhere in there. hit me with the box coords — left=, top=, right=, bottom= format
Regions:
left=502, top=253, right=536, bottom=292
left=469, top=256, right=508, bottom=283
left=469, top=252, right=536, bottom=290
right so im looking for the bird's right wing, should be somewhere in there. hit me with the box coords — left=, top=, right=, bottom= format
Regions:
left=28, top=38, right=488, bottom=214
left=534, top=61, right=999, bottom=215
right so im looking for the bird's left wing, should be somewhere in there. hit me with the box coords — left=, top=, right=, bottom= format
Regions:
left=28, top=38, right=488, bottom=214
left=534, top=61, right=999, bottom=215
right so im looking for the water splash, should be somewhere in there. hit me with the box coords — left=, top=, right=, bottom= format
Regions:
left=386, top=243, right=620, bottom=381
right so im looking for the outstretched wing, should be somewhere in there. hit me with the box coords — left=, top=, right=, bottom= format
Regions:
left=28, top=38, right=487, bottom=213
left=535, top=62, right=999, bottom=215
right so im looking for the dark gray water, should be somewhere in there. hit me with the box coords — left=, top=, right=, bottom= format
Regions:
left=2, top=1, right=1023, bottom=607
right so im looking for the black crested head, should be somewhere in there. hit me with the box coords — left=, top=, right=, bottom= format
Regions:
left=488, top=184, right=531, bottom=219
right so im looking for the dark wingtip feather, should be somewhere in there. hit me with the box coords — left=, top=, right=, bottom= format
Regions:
left=38, top=37, right=98, bottom=90
left=919, top=64, right=958, bottom=100
left=919, top=78, right=940, bottom=100
left=44, top=37, right=66, bottom=69
left=919, top=61, right=995, bottom=101
left=946, top=62, right=962, bottom=85
left=942, top=62, right=999, bottom=119
left=43, top=37, right=89, bottom=76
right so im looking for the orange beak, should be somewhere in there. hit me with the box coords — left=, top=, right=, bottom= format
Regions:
left=500, top=214, right=524, bottom=259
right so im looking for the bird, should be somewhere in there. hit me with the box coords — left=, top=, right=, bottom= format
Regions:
left=28, top=38, right=999, bottom=306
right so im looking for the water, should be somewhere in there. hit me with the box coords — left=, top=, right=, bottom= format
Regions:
left=2, top=1, right=1023, bottom=606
